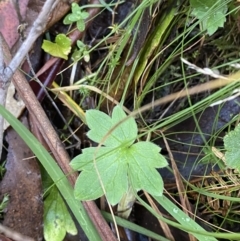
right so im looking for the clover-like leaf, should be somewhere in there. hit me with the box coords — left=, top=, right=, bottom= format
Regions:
left=42, top=34, right=71, bottom=60
left=72, top=40, right=90, bottom=62
left=224, top=124, right=240, bottom=171
left=63, top=3, right=89, bottom=31
left=71, top=3, right=89, bottom=18
left=70, top=105, right=168, bottom=205
left=76, top=19, right=86, bottom=32
left=77, top=40, right=85, bottom=49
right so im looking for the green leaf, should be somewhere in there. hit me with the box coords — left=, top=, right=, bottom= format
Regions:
left=42, top=34, right=71, bottom=60
left=44, top=186, right=77, bottom=241
left=86, top=105, right=137, bottom=147
left=72, top=2, right=82, bottom=15
left=70, top=105, right=168, bottom=205
left=224, top=124, right=240, bottom=170
left=77, top=40, right=85, bottom=48
left=111, top=105, right=138, bottom=145
left=71, top=40, right=90, bottom=62
left=190, top=0, right=227, bottom=35
left=128, top=142, right=167, bottom=196
left=72, top=49, right=82, bottom=62
left=152, top=195, right=218, bottom=241
left=77, top=20, right=86, bottom=32
left=0, top=194, right=9, bottom=217
left=83, top=51, right=90, bottom=62
left=64, top=3, right=82, bottom=24
left=79, top=11, right=90, bottom=20
left=68, top=14, right=80, bottom=22
left=129, top=142, right=168, bottom=169
left=63, top=3, right=89, bottom=31
left=0, top=105, right=102, bottom=240
left=74, top=169, right=104, bottom=201
left=85, top=110, right=112, bottom=145
left=71, top=146, right=128, bottom=205
left=63, top=15, right=74, bottom=25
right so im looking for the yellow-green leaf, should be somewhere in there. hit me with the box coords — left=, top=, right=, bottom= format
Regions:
left=42, top=34, right=71, bottom=60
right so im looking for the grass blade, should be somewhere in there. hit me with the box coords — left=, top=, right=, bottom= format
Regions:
left=0, top=105, right=102, bottom=241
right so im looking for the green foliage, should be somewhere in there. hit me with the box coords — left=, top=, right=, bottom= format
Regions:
left=190, top=0, right=227, bottom=35
left=224, top=124, right=240, bottom=171
left=149, top=195, right=218, bottom=241
left=70, top=105, right=168, bottom=205
left=0, top=105, right=102, bottom=240
left=99, top=0, right=114, bottom=13
left=0, top=160, right=6, bottom=178
left=63, top=3, right=89, bottom=32
left=44, top=186, right=77, bottom=241
left=0, top=194, right=9, bottom=218
left=72, top=40, right=90, bottom=62
left=42, top=34, right=71, bottom=60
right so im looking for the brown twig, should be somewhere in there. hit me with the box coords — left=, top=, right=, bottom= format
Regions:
left=0, top=0, right=61, bottom=157
left=4, top=0, right=60, bottom=80
left=0, top=34, right=11, bottom=158
left=144, top=191, right=175, bottom=241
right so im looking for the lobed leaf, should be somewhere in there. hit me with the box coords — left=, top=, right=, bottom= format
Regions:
left=70, top=147, right=105, bottom=171
left=42, top=34, right=71, bottom=60
left=127, top=142, right=167, bottom=196
left=111, top=105, right=138, bottom=146
left=72, top=146, right=128, bottom=205
left=74, top=170, right=104, bottom=201
left=71, top=105, right=168, bottom=205
left=86, top=106, right=137, bottom=147
left=190, top=0, right=227, bottom=35
left=44, top=186, right=77, bottom=241
left=127, top=142, right=168, bottom=168
left=224, top=124, right=240, bottom=171
left=86, top=110, right=113, bottom=145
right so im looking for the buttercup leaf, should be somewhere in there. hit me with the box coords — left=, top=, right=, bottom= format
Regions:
left=74, top=170, right=104, bottom=201
left=86, top=106, right=137, bottom=147
left=111, top=105, right=138, bottom=146
left=129, top=163, right=164, bottom=196
left=70, top=105, right=168, bottom=205
left=128, top=142, right=168, bottom=168
left=71, top=146, right=128, bottom=205
left=86, top=110, right=113, bottom=145
left=190, top=0, right=227, bottom=35
left=127, top=142, right=166, bottom=196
